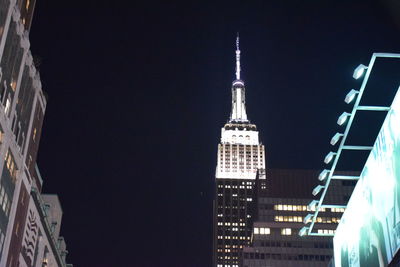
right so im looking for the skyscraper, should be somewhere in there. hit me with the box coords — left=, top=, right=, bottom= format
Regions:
left=213, top=36, right=266, bottom=267
left=240, top=169, right=355, bottom=267
left=0, top=1, right=71, bottom=266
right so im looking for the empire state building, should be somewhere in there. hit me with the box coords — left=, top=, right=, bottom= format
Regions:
left=213, top=36, right=266, bottom=267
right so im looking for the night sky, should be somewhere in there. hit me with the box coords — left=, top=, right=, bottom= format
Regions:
left=27, top=1, right=400, bottom=266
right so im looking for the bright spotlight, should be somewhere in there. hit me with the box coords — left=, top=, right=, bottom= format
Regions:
left=299, top=226, right=309, bottom=237
left=353, top=64, right=368, bottom=79
left=312, top=185, right=325, bottom=196
left=318, top=169, right=330, bottom=181
left=308, top=199, right=319, bottom=210
left=337, top=112, right=351, bottom=126
left=330, top=133, right=344, bottom=146
left=303, top=214, right=314, bottom=224
left=344, top=89, right=359, bottom=104
left=324, top=152, right=337, bottom=164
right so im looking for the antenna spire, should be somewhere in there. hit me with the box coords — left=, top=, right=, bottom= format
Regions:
left=235, top=33, right=241, bottom=80
left=230, top=33, right=248, bottom=122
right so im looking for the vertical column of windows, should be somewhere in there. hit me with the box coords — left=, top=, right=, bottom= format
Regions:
left=260, top=145, right=265, bottom=167
left=227, top=181, right=232, bottom=261
left=250, top=145, right=254, bottom=172
left=247, top=146, right=251, bottom=172
left=220, top=181, right=225, bottom=264
left=239, top=145, right=244, bottom=172
left=0, top=127, right=3, bottom=145
left=253, top=146, right=256, bottom=170
left=0, top=22, right=22, bottom=116
left=5, top=149, right=17, bottom=182
left=230, top=144, right=232, bottom=172
left=252, top=146, right=258, bottom=172
left=225, top=145, right=230, bottom=172
left=0, top=183, right=11, bottom=217
left=222, top=145, right=225, bottom=171
left=232, top=145, right=237, bottom=172
left=218, top=144, right=223, bottom=172
left=0, top=227, right=4, bottom=257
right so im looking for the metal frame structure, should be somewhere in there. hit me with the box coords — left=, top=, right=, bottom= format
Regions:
left=300, top=53, right=400, bottom=237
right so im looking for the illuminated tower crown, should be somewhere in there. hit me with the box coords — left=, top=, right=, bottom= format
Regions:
left=230, top=34, right=248, bottom=123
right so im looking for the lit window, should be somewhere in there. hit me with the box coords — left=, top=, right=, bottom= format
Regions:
left=4, top=97, right=10, bottom=116
left=281, top=228, right=292, bottom=235
left=259, top=227, right=270, bottom=235
left=317, top=229, right=335, bottom=235
left=0, top=232, right=4, bottom=253
left=4, top=150, right=17, bottom=181
left=33, top=128, right=37, bottom=141
left=10, top=80, right=16, bottom=91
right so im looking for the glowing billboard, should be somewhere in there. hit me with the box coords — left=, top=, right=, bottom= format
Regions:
left=334, top=88, right=400, bottom=267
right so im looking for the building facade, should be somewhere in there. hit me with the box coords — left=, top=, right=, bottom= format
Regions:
left=213, top=37, right=266, bottom=267
left=0, top=0, right=71, bottom=266
left=241, top=169, right=355, bottom=267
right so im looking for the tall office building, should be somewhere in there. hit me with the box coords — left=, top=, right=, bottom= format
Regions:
left=240, top=169, right=355, bottom=267
left=0, top=0, right=72, bottom=266
left=213, top=36, right=266, bottom=267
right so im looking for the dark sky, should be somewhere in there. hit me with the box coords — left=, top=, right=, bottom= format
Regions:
left=28, top=1, right=400, bottom=266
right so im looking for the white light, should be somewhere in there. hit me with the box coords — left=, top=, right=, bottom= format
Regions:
left=344, top=89, right=359, bottom=104
left=299, top=226, right=309, bottom=237
left=353, top=64, right=368, bottom=79
left=281, top=228, right=292, bottom=235
left=308, top=200, right=319, bottom=210
left=232, top=80, right=244, bottom=86
left=318, top=169, right=330, bottom=181
left=337, top=112, right=351, bottom=126
left=312, top=185, right=325, bottom=196
left=330, top=133, right=344, bottom=146
left=304, top=213, right=313, bottom=224
left=324, top=151, right=337, bottom=164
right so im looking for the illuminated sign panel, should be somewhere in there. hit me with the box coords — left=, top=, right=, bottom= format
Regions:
left=334, top=88, right=400, bottom=266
